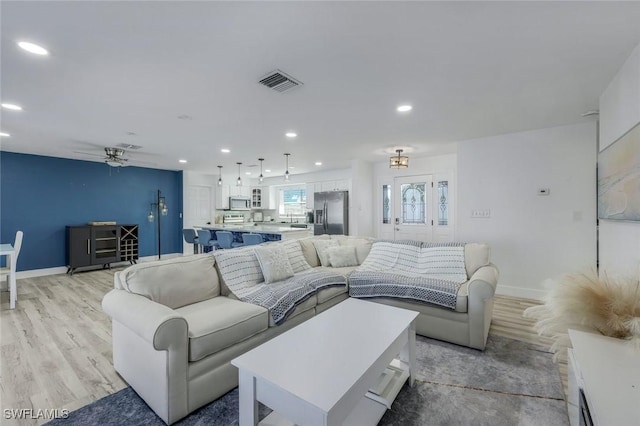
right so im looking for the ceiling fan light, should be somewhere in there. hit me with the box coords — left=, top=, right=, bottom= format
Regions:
left=106, top=160, right=123, bottom=167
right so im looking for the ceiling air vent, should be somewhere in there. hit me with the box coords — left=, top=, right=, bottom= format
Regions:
left=258, top=69, right=303, bottom=93
left=116, top=143, right=143, bottom=150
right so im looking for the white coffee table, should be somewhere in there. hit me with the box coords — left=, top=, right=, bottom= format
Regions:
left=231, top=298, right=419, bottom=426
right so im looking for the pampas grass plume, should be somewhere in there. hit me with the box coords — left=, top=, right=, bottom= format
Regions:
left=524, top=270, right=640, bottom=358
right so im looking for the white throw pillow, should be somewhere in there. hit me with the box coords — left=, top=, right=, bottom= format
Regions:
left=338, top=238, right=374, bottom=265
left=326, top=246, right=358, bottom=268
left=254, top=246, right=295, bottom=284
left=313, top=240, right=339, bottom=267
left=271, top=239, right=312, bottom=273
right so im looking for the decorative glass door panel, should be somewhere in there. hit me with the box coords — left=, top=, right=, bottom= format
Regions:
left=400, top=183, right=426, bottom=225
left=382, top=185, right=391, bottom=224
left=394, top=176, right=433, bottom=242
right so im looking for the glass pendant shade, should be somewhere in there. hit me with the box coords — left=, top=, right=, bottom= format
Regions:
left=390, top=149, right=409, bottom=169
left=284, top=153, right=291, bottom=181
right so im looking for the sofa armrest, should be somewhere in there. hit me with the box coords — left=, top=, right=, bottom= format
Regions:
left=467, top=263, right=499, bottom=350
left=468, top=263, right=499, bottom=299
left=102, top=289, right=190, bottom=424
left=102, top=289, right=187, bottom=350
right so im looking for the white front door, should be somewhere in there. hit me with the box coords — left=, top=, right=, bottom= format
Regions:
left=393, top=175, right=433, bottom=242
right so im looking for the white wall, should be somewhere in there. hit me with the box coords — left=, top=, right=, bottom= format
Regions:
left=599, top=41, right=640, bottom=274
left=457, top=123, right=597, bottom=300
left=350, top=159, right=374, bottom=237
left=260, top=168, right=352, bottom=187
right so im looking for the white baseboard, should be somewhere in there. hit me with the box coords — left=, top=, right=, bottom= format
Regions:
left=496, top=285, right=546, bottom=301
left=16, top=267, right=69, bottom=279
left=16, top=253, right=183, bottom=279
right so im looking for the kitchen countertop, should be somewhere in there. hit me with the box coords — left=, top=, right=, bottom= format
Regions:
left=198, top=224, right=309, bottom=234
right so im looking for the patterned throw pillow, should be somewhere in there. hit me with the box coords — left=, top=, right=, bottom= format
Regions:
left=312, top=240, right=339, bottom=267
left=254, top=246, right=295, bottom=284
left=326, top=246, right=358, bottom=268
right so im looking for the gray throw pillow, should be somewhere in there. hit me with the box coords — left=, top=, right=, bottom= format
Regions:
left=326, top=246, right=358, bottom=268
left=254, top=246, right=295, bottom=284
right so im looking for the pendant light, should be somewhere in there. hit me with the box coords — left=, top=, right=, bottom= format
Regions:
left=236, top=162, right=242, bottom=186
left=389, top=149, right=409, bottom=169
left=284, top=153, right=290, bottom=181
left=217, top=165, right=223, bottom=186
left=258, top=158, right=265, bottom=183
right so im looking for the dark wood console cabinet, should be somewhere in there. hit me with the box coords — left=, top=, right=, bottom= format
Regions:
left=66, top=224, right=138, bottom=274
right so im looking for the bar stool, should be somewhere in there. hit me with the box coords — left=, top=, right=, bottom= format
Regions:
left=197, top=230, right=220, bottom=253
left=215, top=231, right=243, bottom=249
left=242, top=233, right=263, bottom=246
left=183, top=229, right=199, bottom=254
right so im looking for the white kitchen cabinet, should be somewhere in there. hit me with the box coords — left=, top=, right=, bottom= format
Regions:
left=215, top=185, right=230, bottom=210
left=320, top=180, right=350, bottom=192
left=251, top=187, right=263, bottom=209
left=229, top=185, right=250, bottom=198
left=306, top=183, right=315, bottom=209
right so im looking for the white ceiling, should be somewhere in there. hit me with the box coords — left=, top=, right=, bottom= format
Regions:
left=2, top=1, right=640, bottom=179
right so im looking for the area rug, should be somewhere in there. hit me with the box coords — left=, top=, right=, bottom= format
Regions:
left=46, top=335, right=568, bottom=426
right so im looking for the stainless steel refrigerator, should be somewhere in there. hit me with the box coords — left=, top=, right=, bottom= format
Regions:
left=314, top=191, right=349, bottom=235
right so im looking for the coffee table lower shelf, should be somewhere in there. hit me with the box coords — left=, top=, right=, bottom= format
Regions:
left=258, top=360, right=409, bottom=426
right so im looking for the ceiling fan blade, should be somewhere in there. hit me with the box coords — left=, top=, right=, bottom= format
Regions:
left=73, top=150, right=105, bottom=158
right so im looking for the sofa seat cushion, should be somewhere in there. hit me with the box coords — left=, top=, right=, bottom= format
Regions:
left=316, top=284, right=348, bottom=304
left=120, top=254, right=220, bottom=309
left=348, top=270, right=466, bottom=311
left=176, top=297, right=268, bottom=362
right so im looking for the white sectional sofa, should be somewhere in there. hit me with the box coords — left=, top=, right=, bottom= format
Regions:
left=102, top=236, right=498, bottom=424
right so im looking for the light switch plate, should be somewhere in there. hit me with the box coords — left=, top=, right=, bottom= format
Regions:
left=471, top=209, right=491, bottom=218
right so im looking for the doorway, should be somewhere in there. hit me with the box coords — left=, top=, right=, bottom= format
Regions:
left=378, top=174, right=453, bottom=242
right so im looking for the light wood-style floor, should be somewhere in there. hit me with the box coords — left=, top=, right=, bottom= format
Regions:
left=0, top=269, right=566, bottom=425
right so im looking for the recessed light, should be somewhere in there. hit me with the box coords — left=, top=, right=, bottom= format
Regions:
left=179, top=159, right=188, bottom=163
left=285, top=132, right=297, bottom=138
left=265, top=169, right=271, bottom=173
left=245, top=172, right=252, bottom=175
left=17, top=41, right=49, bottom=56
left=289, top=166, right=296, bottom=169
left=221, top=148, right=230, bottom=153
left=315, top=162, right=322, bottom=166
left=1, top=103, right=22, bottom=111
left=397, top=105, right=413, bottom=112
left=0, top=132, right=10, bottom=137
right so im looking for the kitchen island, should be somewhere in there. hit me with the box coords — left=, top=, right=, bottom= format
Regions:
left=197, top=224, right=310, bottom=243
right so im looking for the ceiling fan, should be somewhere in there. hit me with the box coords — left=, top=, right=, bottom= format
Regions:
left=74, top=147, right=132, bottom=167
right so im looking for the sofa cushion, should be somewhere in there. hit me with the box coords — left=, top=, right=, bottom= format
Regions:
left=214, top=246, right=264, bottom=291
left=120, top=254, right=219, bottom=309
left=254, top=246, right=295, bottom=284
left=316, top=284, right=348, bottom=304
left=176, top=297, right=268, bottom=362
left=464, top=243, right=490, bottom=278
left=337, top=238, right=373, bottom=264
left=299, top=235, right=329, bottom=267
left=313, top=240, right=339, bottom=266
left=326, top=246, right=358, bottom=268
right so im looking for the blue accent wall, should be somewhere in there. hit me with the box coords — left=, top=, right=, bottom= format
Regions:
left=0, top=152, right=183, bottom=271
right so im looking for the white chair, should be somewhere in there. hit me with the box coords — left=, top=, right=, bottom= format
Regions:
left=1, top=231, right=23, bottom=308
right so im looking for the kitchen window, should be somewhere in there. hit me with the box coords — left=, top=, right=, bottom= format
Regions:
left=278, top=188, right=307, bottom=219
